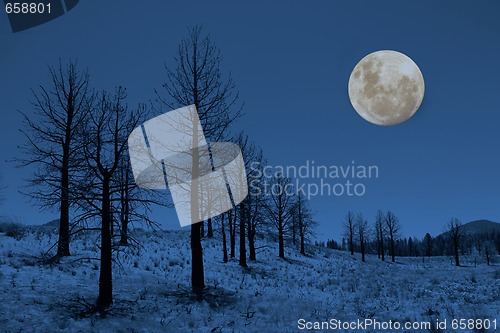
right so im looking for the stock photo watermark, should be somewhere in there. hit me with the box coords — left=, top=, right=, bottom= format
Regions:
left=249, top=160, right=379, bottom=199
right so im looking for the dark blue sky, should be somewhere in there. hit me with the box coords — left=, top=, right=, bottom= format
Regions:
left=1, top=1, right=500, bottom=241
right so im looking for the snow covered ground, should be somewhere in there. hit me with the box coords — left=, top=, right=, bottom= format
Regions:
left=0, top=228, right=499, bottom=332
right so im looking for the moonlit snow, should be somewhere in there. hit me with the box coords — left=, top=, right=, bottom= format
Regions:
left=0, top=227, right=498, bottom=332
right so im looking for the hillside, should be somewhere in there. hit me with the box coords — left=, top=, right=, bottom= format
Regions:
left=436, top=219, right=500, bottom=239
left=0, top=227, right=499, bottom=332
left=461, top=220, right=500, bottom=234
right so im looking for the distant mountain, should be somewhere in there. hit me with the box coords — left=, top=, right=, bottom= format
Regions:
left=437, top=219, right=500, bottom=238
left=461, top=220, right=500, bottom=235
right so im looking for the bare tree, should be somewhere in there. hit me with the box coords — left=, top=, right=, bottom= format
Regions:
left=219, top=213, right=228, bottom=262
left=206, top=217, right=213, bottom=238
left=114, top=151, right=160, bottom=246
left=374, top=218, right=381, bottom=258
left=18, top=60, right=91, bottom=257
left=343, top=211, right=355, bottom=255
left=296, top=191, right=316, bottom=255
left=79, top=88, right=144, bottom=310
left=375, top=210, right=385, bottom=261
left=247, top=188, right=263, bottom=261
left=385, top=211, right=400, bottom=262
left=228, top=207, right=237, bottom=258
left=447, top=218, right=463, bottom=267
left=157, top=26, right=242, bottom=294
left=233, top=133, right=263, bottom=266
left=266, top=173, right=295, bottom=259
left=238, top=197, right=247, bottom=268
left=116, top=153, right=133, bottom=245
left=356, top=213, right=368, bottom=262
left=246, top=157, right=267, bottom=261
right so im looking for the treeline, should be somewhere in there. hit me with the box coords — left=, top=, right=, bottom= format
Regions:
left=319, top=212, right=499, bottom=266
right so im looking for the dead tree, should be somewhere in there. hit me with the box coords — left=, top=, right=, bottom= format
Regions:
left=356, top=214, right=368, bottom=262
left=113, top=151, right=163, bottom=246
left=266, top=173, right=295, bottom=259
left=80, top=88, right=143, bottom=311
left=374, top=219, right=381, bottom=258
left=239, top=200, right=247, bottom=267
left=247, top=156, right=267, bottom=261
left=116, top=153, right=132, bottom=245
left=296, top=191, right=317, bottom=255
left=18, top=60, right=91, bottom=257
left=206, top=218, right=213, bottom=238
left=157, top=26, right=242, bottom=294
left=447, top=218, right=463, bottom=266
left=385, top=211, right=400, bottom=263
left=375, top=210, right=385, bottom=261
left=220, top=213, right=228, bottom=262
left=343, top=211, right=355, bottom=255
left=233, top=133, right=262, bottom=267
left=228, top=207, right=236, bottom=258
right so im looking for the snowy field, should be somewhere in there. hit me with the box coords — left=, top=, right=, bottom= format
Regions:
left=0, top=227, right=499, bottom=333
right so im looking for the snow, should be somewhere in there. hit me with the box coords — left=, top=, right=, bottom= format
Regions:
left=0, top=228, right=499, bottom=332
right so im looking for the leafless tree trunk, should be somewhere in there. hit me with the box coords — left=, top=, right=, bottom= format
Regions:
left=234, top=133, right=262, bottom=266
left=246, top=157, right=266, bottom=261
left=266, top=174, right=295, bottom=259
left=207, top=218, right=213, bottom=238
left=376, top=210, right=385, bottom=261
left=81, top=88, right=144, bottom=311
left=247, top=194, right=257, bottom=261
left=447, top=218, right=462, bottom=266
left=18, top=60, right=91, bottom=257
left=296, top=191, right=316, bottom=256
left=356, top=214, right=368, bottom=262
left=239, top=202, right=247, bottom=267
left=157, top=26, right=241, bottom=294
left=228, top=207, right=236, bottom=258
left=98, top=174, right=113, bottom=310
left=375, top=219, right=381, bottom=259
left=118, top=155, right=131, bottom=246
left=385, top=211, right=400, bottom=263
left=343, top=211, right=355, bottom=255
left=221, top=214, right=228, bottom=263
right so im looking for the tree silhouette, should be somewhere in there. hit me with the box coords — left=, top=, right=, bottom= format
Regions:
left=385, top=211, right=400, bottom=263
left=343, top=211, right=355, bottom=255
left=157, top=26, right=242, bottom=295
left=375, top=210, right=385, bottom=261
left=79, top=88, right=144, bottom=310
left=294, top=191, right=317, bottom=256
left=266, top=173, right=295, bottom=259
left=447, top=218, right=463, bottom=267
left=18, top=60, right=91, bottom=257
left=356, top=213, right=368, bottom=262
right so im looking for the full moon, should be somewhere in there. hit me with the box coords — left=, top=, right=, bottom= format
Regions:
left=348, top=50, right=425, bottom=126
